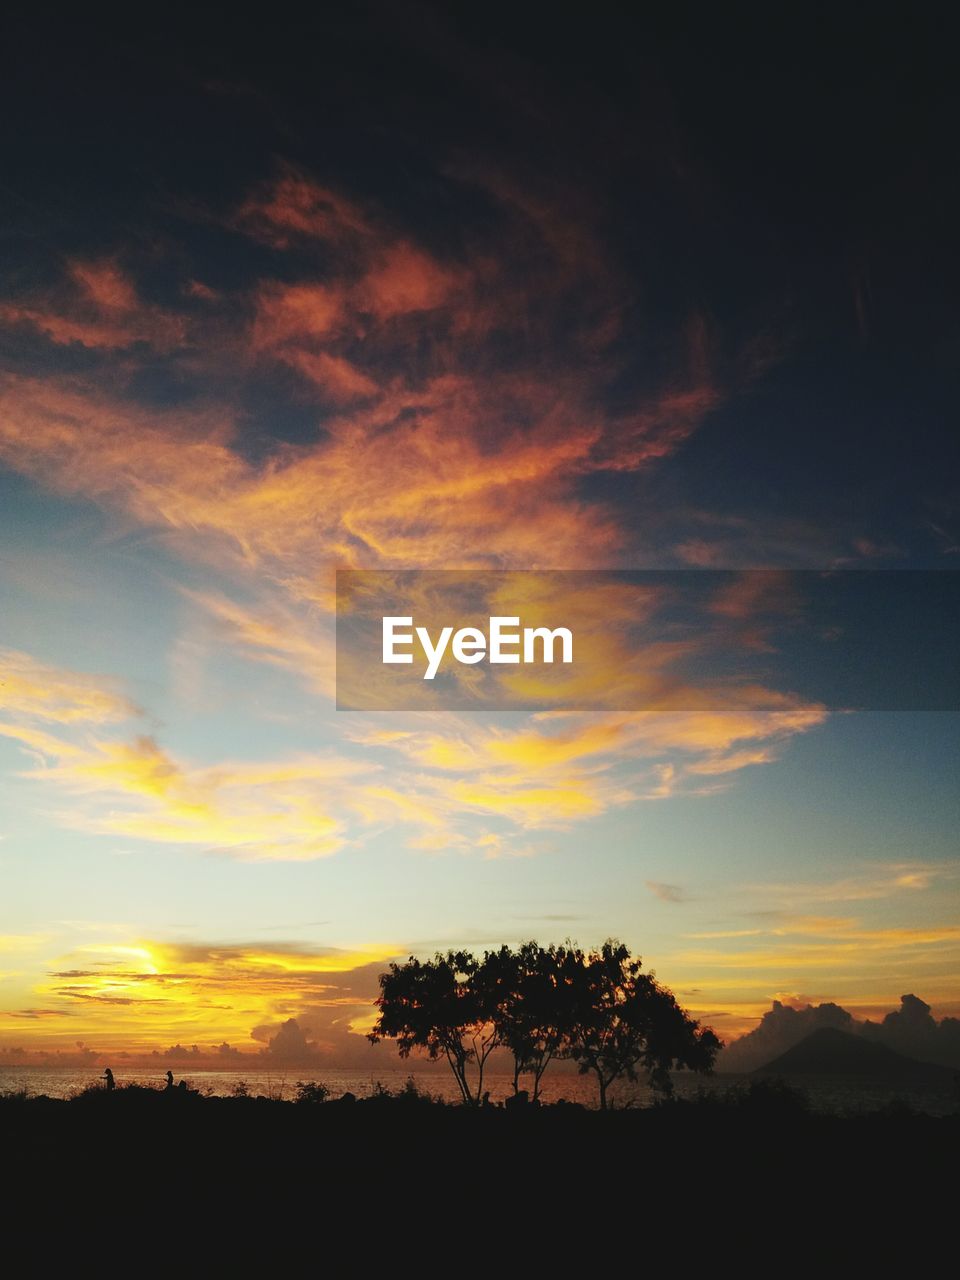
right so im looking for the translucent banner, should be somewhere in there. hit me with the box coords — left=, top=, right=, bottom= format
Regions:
left=335, top=570, right=960, bottom=712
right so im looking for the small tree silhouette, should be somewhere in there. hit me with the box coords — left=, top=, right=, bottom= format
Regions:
left=367, top=950, right=501, bottom=1105
left=564, top=939, right=721, bottom=1109
left=486, top=941, right=580, bottom=1100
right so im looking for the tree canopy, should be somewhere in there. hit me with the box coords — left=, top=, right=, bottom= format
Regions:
left=366, top=950, right=498, bottom=1106
left=368, top=939, right=721, bottom=1108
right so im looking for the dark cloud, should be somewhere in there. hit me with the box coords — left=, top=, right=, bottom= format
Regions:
left=160, top=1043, right=205, bottom=1061
left=6, top=1008, right=73, bottom=1019
left=0, top=1043, right=99, bottom=1066
left=862, top=994, right=960, bottom=1070
left=54, top=990, right=149, bottom=1005
left=722, top=1000, right=853, bottom=1071
left=260, top=1018, right=320, bottom=1065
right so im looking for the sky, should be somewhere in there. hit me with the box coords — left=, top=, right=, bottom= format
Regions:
left=0, top=4, right=957, bottom=1067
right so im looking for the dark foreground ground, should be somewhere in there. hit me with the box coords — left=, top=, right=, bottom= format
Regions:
left=3, top=1082, right=954, bottom=1267
left=3, top=1077, right=955, bottom=1194
left=4, top=1079, right=951, bottom=1265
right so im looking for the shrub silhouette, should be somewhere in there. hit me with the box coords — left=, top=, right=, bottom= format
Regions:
left=294, top=1080, right=331, bottom=1104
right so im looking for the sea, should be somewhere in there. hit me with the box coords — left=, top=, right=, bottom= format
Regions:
left=1, top=1066, right=956, bottom=1115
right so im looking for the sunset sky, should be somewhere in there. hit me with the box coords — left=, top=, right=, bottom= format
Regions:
left=1, top=6, right=957, bottom=1066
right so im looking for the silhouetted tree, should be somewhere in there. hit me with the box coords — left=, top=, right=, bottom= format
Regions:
left=485, top=941, right=580, bottom=1100
left=370, top=939, right=720, bottom=1109
left=368, top=950, right=501, bottom=1105
left=564, top=939, right=721, bottom=1109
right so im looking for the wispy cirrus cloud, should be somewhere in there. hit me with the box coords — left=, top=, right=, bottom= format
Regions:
left=672, top=923, right=960, bottom=971
left=0, top=648, right=358, bottom=861
left=183, top=590, right=336, bottom=696
left=0, top=647, right=138, bottom=725
left=739, top=863, right=954, bottom=905
left=0, top=159, right=721, bottom=598
left=353, top=699, right=824, bottom=771
left=0, top=163, right=824, bottom=863
left=0, top=369, right=670, bottom=583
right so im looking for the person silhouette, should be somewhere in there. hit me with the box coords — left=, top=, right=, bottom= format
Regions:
left=165, top=1070, right=174, bottom=1090
left=103, top=1067, right=115, bottom=1091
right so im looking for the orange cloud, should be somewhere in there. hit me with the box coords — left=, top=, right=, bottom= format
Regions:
left=234, top=165, right=374, bottom=247
left=252, top=281, right=346, bottom=349
left=283, top=350, right=379, bottom=402
left=359, top=241, right=463, bottom=319
left=0, top=161, right=724, bottom=600
left=0, top=258, right=185, bottom=351
left=69, top=260, right=138, bottom=310
left=0, top=373, right=630, bottom=581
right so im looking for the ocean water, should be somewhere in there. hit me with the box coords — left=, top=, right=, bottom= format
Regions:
left=1, top=1066, right=956, bottom=1115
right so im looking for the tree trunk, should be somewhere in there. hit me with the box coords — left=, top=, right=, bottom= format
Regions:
left=597, top=1072, right=608, bottom=1111
left=445, top=1047, right=473, bottom=1106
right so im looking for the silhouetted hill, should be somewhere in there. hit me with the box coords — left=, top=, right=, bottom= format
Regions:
left=756, top=1027, right=956, bottom=1079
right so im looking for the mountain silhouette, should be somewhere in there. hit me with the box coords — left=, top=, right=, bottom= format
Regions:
left=755, top=1027, right=955, bottom=1080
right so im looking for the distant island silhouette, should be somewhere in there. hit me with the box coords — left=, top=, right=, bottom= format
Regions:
left=755, top=1026, right=958, bottom=1081
left=721, top=993, right=960, bottom=1072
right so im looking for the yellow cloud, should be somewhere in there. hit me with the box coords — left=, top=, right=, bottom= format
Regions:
left=0, top=935, right=399, bottom=1053
left=8, top=710, right=378, bottom=860
left=741, top=863, right=956, bottom=905
left=0, top=648, right=136, bottom=724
